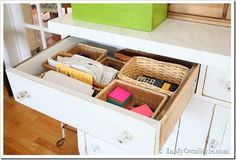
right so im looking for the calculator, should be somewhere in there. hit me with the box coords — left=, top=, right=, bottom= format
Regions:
left=136, top=75, right=179, bottom=92
left=136, top=75, right=164, bottom=88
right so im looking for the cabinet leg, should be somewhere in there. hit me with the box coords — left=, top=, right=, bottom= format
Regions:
left=77, top=129, right=87, bottom=155
left=56, top=122, right=66, bottom=146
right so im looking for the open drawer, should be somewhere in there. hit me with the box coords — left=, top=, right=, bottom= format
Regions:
left=6, top=36, right=200, bottom=155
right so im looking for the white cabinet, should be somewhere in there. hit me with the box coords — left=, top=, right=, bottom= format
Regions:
left=203, top=66, right=231, bottom=102
left=5, top=13, right=231, bottom=155
left=86, top=134, right=130, bottom=155
left=176, top=98, right=214, bottom=155
left=221, top=116, right=231, bottom=154
left=205, top=105, right=230, bottom=154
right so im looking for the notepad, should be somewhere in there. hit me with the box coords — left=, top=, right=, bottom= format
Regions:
left=108, top=87, right=131, bottom=103
left=107, top=87, right=131, bottom=107
left=131, top=104, right=153, bottom=117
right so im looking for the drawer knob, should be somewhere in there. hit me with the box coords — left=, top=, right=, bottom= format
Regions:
left=209, top=139, right=219, bottom=149
left=92, top=145, right=101, bottom=152
left=16, top=90, right=30, bottom=101
left=117, top=131, right=132, bottom=144
left=225, top=81, right=231, bottom=92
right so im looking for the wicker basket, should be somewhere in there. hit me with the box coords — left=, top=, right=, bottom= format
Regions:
left=114, top=49, right=152, bottom=62
left=118, top=56, right=190, bottom=96
left=42, top=52, right=110, bottom=89
left=42, top=52, right=73, bottom=71
left=100, top=57, right=125, bottom=71
left=114, top=49, right=193, bottom=68
left=65, top=43, right=107, bottom=61
left=96, top=79, right=168, bottom=118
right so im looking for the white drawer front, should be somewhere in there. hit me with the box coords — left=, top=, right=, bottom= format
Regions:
left=203, top=66, right=231, bottom=102
left=86, top=134, right=130, bottom=155
left=206, top=105, right=230, bottom=153
left=6, top=68, right=159, bottom=155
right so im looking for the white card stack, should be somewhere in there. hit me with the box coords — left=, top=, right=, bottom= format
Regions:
left=47, top=54, right=118, bottom=85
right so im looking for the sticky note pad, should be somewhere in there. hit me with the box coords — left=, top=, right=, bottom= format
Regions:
left=108, top=87, right=131, bottom=103
left=131, top=104, right=153, bottom=117
left=108, top=96, right=131, bottom=107
left=162, top=82, right=171, bottom=91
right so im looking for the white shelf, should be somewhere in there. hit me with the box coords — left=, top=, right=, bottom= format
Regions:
left=48, top=14, right=231, bottom=69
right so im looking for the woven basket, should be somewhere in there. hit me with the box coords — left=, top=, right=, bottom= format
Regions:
left=114, top=49, right=153, bottom=62
left=114, top=49, right=194, bottom=67
left=42, top=52, right=73, bottom=71
left=96, top=79, right=168, bottom=118
left=65, top=43, right=107, bottom=61
left=118, top=56, right=190, bottom=96
left=100, top=57, right=125, bottom=71
left=42, top=52, right=109, bottom=89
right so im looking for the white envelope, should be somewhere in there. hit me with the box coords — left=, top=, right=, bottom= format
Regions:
left=100, top=66, right=118, bottom=85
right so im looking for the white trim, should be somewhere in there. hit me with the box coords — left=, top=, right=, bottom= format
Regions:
left=24, top=23, right=50, bottom=32
left=3, top=43, right=11, bottom=67
left=3, top=4, right=31, bottom=66
left=57, top=3, right=62, bottom=17
left=35, top=3, right=47, bottom=49
left=56, top=3, right=67, bottom=39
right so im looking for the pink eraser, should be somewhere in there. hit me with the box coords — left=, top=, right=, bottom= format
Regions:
left=108, top=87, right=131, bottom=103
left=131, top=104, right=153, bottom=117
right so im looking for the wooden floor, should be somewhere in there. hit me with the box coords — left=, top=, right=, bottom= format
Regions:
left=3, top=88, right=79, bottom=155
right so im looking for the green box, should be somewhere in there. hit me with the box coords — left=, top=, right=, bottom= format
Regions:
left=72, top=4, right=167, bottom=32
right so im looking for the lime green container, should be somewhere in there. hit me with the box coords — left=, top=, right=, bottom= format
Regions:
left=72, top=4, right=167, bottom=32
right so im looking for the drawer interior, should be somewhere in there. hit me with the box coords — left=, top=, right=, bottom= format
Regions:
left=13, top=36, right=200, bottom=150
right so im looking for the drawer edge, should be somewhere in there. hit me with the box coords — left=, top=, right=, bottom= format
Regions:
left=158, top=64, right=200, bottom=148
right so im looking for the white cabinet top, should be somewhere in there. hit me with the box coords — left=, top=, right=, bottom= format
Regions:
left=48, top=14, right=231, bottom=69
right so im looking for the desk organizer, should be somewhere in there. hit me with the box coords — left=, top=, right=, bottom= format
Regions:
left=43, top=52, right=118, bottom=90
left=72, top=4, right=167, bottom=32
left=65, top=43, right=107, bottom=61
left=100, top=57, right=125, bottom=71
left=96, top=80, right=167, bottom=118
left=118, top=56, right=190, bottom=96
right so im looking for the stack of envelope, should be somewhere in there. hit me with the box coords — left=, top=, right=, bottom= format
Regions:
left=48, top=54, right=118, bottom=85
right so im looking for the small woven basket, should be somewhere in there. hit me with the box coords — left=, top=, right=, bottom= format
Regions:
left=42, top=52, right=109, bottom=89
left=42, top=52, right=73, bottom=71
left=99, top=57, right=125, bottom=71
left=118, top=56, right=190, bottom=96
left=96, top=79, right=168, bottom=118
left=114, top=49, right=153, bottom=62
left=65, top=43, right=107, bottom=61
